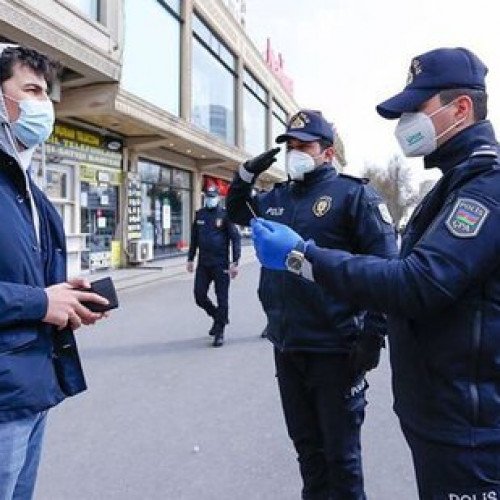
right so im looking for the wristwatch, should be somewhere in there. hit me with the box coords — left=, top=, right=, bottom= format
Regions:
left=285, top=241, right=306, bottom=275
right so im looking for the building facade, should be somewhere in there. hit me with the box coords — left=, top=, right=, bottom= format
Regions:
left=0, top=0, right=299, bottom=274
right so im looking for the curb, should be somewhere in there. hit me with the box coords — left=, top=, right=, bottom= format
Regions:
left=107, top=245, right=256, bottom=292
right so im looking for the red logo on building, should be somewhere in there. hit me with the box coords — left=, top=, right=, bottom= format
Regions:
left=263, top=38, right=294, bottom=96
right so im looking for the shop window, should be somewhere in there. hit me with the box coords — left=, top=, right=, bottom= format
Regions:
left=272, top=110, right=287, bottom=172
left=139, top=160, right=192, bottom=257
left=45, top=165, right=74, bottom=233
left=191, top=15, right=236, bottom=145
left=45, top=169, right=69, bottom=200
left=64, top=0, right=100, bottom=21
left=122, top=0, right=181, bottom=115
left=80, top=181, right=120, bottom=271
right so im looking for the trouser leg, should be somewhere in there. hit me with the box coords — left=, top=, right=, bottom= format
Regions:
left=274, top=349, right=329, bottom=500
left=194, top=265, right=217, bottom=318
left=0, top=411, right=47, bottom=500
left=13, top=412, right=47, bottom=500
left=213, top=266, right=230, bottom=324
left=311, top=354, right=367, bottom=500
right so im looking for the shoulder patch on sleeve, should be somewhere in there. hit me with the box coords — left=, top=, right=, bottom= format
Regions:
left=445, top=198, right=489, bottom=238
left=469, top=145, right=498, bottom=158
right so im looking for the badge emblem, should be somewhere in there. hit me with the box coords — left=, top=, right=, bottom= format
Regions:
left=445, top=198, right=489, bottom=238
left=216, top=218, right=223, bottom=228
left=289, top=112, right=310, bottom=129
left=312, top=196, right=332, bottom=217
left=378, top=203, right=393, bottom=224
left=406, top=58, right=422, bottom=85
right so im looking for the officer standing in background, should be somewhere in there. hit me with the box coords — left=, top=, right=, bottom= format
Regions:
left=250, top=48, right=500, bottom=500
left=187, top=185, right=241, bottom=347
left=227, top=110, right=398, bottom=500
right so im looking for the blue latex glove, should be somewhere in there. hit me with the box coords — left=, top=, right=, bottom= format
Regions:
left=250, top=218, right=304, bottom=270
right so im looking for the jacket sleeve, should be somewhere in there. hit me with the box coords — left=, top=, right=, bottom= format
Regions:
left=187, top=214, right=199, bottom=262
left=349, top=185, right=399, bottom=335
left=306, top=188, right=500, bottom=319
left=227, top=171, right=260, bottom=226
left=0, top=281, right=48, bottom=327
left=228, top=220, right=241, bottom=263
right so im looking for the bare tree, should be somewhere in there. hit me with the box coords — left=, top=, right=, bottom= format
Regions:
left=361, top=155, right=420, bottom=230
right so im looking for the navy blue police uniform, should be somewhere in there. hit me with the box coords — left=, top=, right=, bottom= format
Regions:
left=188, top=187, right=241, bottom=345
left=227, top=110, right=398, bottom=500
left=290, top=50, right=500, bottom=499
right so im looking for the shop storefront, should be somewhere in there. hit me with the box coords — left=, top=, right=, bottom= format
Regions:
left=138, top=158, right=193, bottom=258
left=45, top=121, right=123, bottom=274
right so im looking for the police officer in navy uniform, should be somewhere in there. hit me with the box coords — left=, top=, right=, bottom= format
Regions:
left=187, top=185, right=241, bottom=347
left=251, top=48, right=500, bottom=500
left=227, top=110, right=398, bottom=499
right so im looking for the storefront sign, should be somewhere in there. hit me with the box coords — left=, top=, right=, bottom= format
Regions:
left=162, top=204, right=171, bottom=230
left=263, top=38, right=294, bottom=96
left=203, top=176, right=230, bottom=196
left=80, top=164, right=121, bottom=186
left=127, top=173, right=142, bottom=241
left=46, top=122, right=123, bottom=169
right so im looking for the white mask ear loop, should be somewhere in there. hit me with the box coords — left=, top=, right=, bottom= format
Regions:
left=430, top=101, right=467, bottom=142
left=435, top=116, right=467, bottom=141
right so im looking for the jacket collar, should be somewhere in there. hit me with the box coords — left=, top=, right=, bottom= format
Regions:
left=424, top=120, right=498, bottom=174
left=293, top=163, right=337, bottom=185
left=0, top=149, right=28, bottom=193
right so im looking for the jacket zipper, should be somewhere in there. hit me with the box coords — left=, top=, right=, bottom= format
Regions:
left=279, top=188, right=299, bottom=352
left=469, top=306, right=482, bottom=426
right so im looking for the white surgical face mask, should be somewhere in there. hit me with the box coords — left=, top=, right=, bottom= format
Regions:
left=205, top=196, right=219, bottom=209
left=286, top=150, right=318, bottom=180
left=4, top=95, right=55, bottom=149
left=394, top=101, right=466, bottom=157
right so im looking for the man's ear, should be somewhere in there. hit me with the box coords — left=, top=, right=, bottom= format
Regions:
left=455, top=95, right=473, bottom=121
left=324, top=146, right=336, bottom=162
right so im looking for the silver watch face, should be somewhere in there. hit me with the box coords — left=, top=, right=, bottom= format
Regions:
left=286, top=250, right=304, bottom=274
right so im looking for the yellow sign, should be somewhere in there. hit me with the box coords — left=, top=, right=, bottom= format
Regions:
left=52, top=123, right=101, bottom=147
left=79, top=164, right=122, bottom=186
left=111, top=240, right=122, bottom=267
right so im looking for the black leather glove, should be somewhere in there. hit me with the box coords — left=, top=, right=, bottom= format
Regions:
left=349, top=333, right=385, bottom=377
left=242, top=147, right=281, bottom=177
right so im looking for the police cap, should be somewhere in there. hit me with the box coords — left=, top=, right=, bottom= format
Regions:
left=377, top=47, right=488, bottom=119
left=276, top=109, right=334, bottom=145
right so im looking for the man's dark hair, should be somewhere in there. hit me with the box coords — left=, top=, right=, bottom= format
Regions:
left=0, top=46, right=57, bottom=91
left=319, top=138, right=334, bottom=152
left=439, top=88, right=488, bottom=121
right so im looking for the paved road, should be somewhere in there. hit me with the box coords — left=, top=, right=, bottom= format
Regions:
left=36, top=261, right=418, bottom=499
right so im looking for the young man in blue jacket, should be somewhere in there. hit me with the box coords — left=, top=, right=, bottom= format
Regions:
left=251, top=48, right=500, bottom=500
left=0, top=45, right=108, bottom=500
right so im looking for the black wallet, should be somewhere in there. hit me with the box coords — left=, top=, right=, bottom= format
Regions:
left=80, top=277, right=119, bottom=313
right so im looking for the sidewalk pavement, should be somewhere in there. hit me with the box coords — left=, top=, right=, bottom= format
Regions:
left=91, top=240, right=256, bottom=291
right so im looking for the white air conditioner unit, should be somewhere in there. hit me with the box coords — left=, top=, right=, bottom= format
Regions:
left=128, top=239, right=154, bottom=264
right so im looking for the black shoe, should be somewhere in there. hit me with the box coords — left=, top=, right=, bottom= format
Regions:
left=212, top=333, right=224, bottom=347
left=209, top=319, right=218, bottom=336
left=212, top=322, right=225, bottom=347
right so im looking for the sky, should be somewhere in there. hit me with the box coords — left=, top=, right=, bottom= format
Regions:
left=245, top=0, right=500, bottom=187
